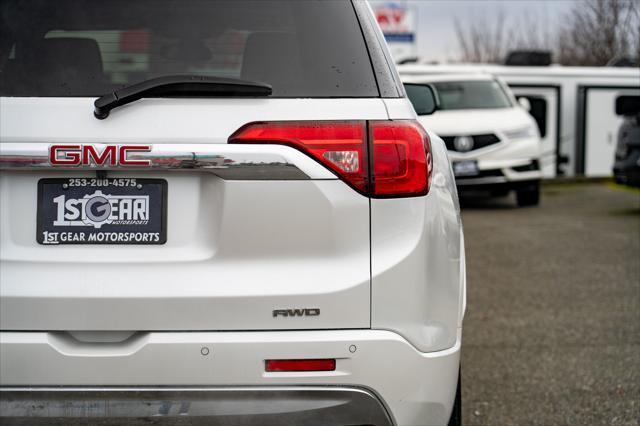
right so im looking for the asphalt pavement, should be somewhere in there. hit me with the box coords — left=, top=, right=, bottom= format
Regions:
left=459, top=182, right=640, bottom=426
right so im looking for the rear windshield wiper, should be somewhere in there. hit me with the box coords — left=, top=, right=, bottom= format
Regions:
left=94, top=75, right=272, bottom=119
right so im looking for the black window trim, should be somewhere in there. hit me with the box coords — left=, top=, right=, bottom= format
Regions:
left=351, top=0, right=403, bottom=98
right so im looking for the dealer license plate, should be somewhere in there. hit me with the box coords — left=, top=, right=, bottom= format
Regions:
left=453, top=160, right=479, bottom=177
left=37, top=178, right=167, bottom=245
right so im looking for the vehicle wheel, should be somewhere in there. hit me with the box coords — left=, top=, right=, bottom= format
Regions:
left=448, top=367, right=462, bottom=426
left=516, top=183, right=540, bottom=207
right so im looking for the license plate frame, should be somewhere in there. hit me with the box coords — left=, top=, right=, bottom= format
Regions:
left=453, top=160, right=480, bottom=177
left=37, top=178, right=167, bottom=245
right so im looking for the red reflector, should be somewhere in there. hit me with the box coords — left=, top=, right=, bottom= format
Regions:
left=371, top=121, right=431, bottom=197
left=265, top=359, right=336, bottom=372
left=229, top=120, right=431, bottom=198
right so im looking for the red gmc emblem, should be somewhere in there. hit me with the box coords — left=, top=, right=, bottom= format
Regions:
left=49, top=145, right=152, bottom=166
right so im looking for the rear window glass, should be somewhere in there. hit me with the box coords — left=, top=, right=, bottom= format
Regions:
left=0, top=0, right=378, bottom=97
left=432, top=80, right=512, bottom=110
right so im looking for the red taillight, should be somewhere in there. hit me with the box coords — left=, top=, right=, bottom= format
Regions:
left=229, top=120, right=431, bottom=198
left=229, top=121, right=368, bottom=193
left=265, top=359, right=336, bottom=372
left=370, top=121, right=431, bottom=197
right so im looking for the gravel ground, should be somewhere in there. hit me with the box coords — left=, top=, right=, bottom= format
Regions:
left=459, top=182, right=640, bottom=426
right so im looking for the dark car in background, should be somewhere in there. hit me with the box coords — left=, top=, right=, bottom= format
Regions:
left=613, top=95, right=640, bottom=187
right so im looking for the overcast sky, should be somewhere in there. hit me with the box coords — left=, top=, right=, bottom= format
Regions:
left=371, top=0, right=578, bottom=63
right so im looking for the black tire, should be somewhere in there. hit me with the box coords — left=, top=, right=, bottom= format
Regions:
left=448, top=367, right=462, bottom=426
left=516, top=182, right=540, bottom=207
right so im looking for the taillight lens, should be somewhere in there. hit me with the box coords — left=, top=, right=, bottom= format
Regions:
left=370, top=121, right=431, bottom=197
left=229, top=120, right=431, bottom=198
left=229, top=121, right=368, bottom=193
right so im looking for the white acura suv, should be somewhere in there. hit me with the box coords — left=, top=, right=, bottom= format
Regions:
left=403, top=73, right=543, bottom=206
left=0, top=1, right=465, bottom=425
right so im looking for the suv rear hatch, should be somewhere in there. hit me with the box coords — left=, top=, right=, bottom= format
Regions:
left=0, top=0, right=393, bottom=331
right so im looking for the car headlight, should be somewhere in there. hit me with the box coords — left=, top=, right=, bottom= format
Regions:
left=503, top=126, right=537, bottom=141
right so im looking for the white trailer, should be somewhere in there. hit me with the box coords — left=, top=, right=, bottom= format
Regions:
left=398, top=64, right=640, bottom=178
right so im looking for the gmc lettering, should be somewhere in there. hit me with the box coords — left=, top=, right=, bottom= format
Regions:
left=49, top=145, right=152, bottom=166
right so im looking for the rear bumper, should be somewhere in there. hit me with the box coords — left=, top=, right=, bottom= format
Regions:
left=0, top=329, right=461, bottom=426
left=0, top=386, right=392, bottom=426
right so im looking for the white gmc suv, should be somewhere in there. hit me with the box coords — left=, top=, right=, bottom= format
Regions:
left=0, top=1, right=465, bottom=425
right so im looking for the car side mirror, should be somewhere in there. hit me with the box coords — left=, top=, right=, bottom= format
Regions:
left=517, top=96, right=531, bottom=112
left=403, top=83, right=439, bottom=116
left=615, top=95, right=640, bottom=116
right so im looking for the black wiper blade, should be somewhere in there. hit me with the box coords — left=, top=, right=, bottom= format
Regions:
left=94, top=75, right=272, bottom=119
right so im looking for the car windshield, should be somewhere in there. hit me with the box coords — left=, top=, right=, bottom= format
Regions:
left=432, top=80, right=512, bottom=110
left=0, top=0, right=378, bottom=98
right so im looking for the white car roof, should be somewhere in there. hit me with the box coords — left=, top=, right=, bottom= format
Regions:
left=402, top=73, right=495, bottom=84
left=398, top=63, right=640, bottom=79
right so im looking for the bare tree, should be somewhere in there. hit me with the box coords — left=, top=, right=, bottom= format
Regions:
left=454, top=9, right=554, bottom=64
left=453, top=0, right=639, bottom=66
left=557, top=0, right=640, bottom=66
left=454, top=10, right=513, bottom=63
left=511, top=12, right=552, bottom=51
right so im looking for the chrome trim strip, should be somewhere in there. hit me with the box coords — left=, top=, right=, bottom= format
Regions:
left=0, top=143, right=338, bottom=180
left=0, top=386, right=393, bottom=425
